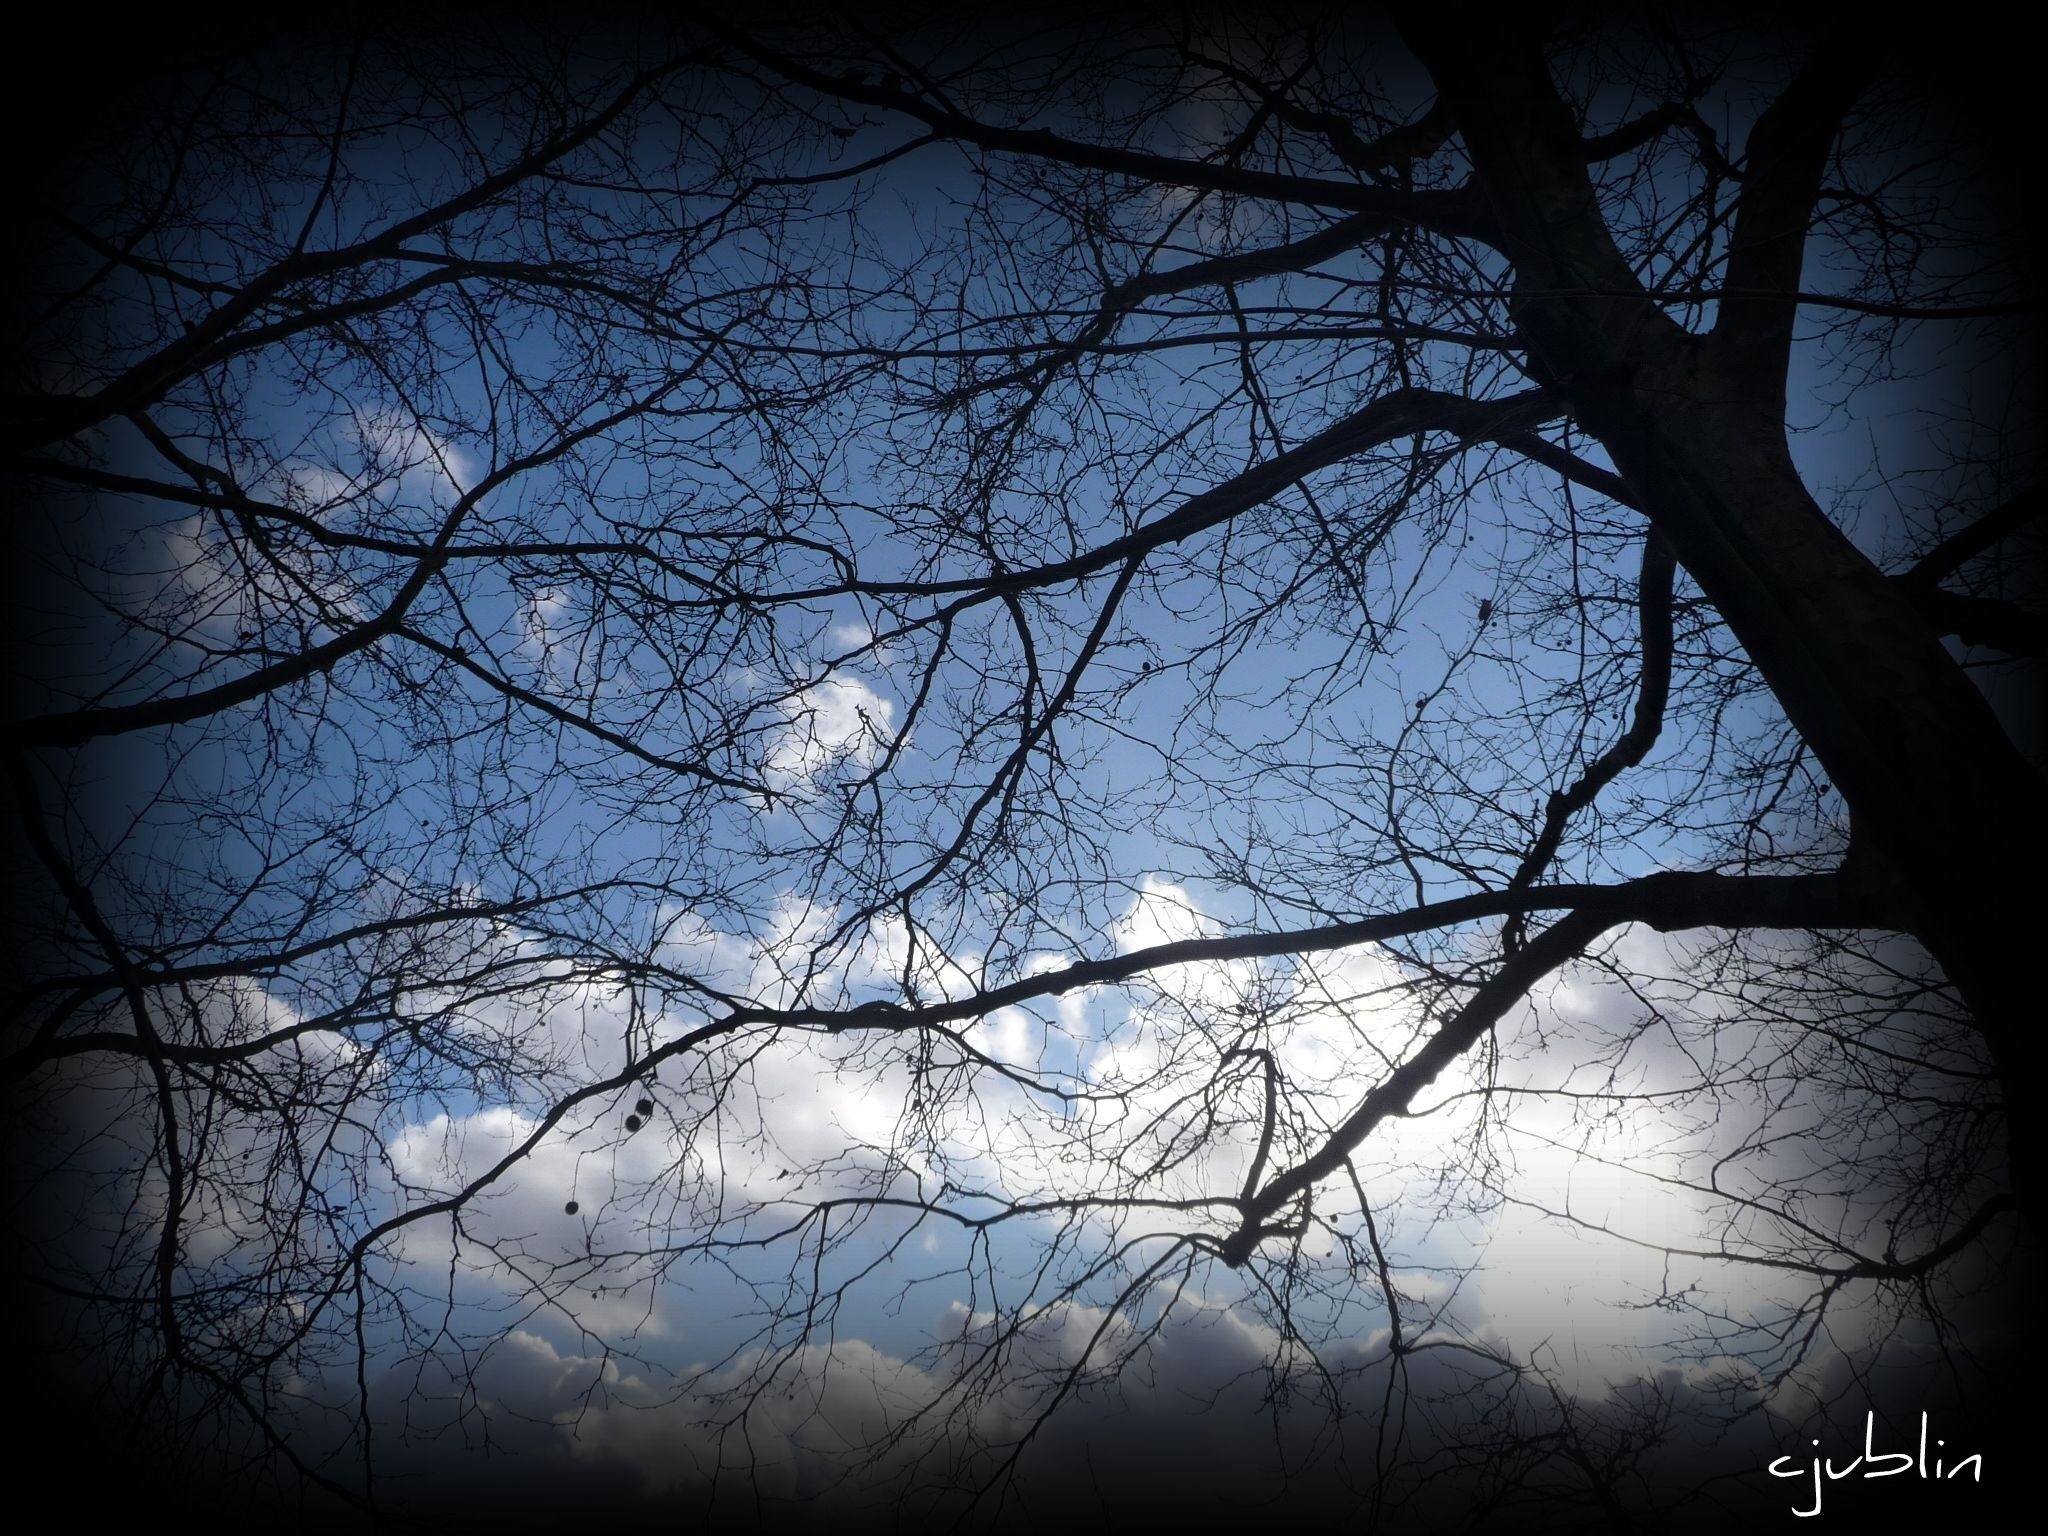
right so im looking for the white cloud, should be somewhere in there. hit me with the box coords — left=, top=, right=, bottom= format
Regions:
left=188, top=890, right=1944, bottom=1512
left=763, top=675, right=898, bottom=791
left=350, top=409, right=475, bottom=498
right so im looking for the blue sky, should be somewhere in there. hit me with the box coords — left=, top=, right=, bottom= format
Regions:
left=11, top=24, right=2036, bottom=1518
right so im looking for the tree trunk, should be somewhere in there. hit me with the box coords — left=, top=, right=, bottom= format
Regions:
left=1578, top=359, right=2048, bottom=1216
left=1396, top=7, right=2048, bottom=1218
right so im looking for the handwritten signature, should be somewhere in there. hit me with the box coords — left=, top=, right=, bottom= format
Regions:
left=1769, top=1412, right=1982, bottom=1517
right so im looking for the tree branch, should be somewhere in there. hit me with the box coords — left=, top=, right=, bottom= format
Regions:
left=1710, top=27, right=1889, bottom=410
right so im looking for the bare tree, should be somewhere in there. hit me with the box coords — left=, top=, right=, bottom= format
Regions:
left=3, top=5, right=2039, bottom=1528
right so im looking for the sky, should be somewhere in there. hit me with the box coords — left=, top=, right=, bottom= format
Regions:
left=5, top=14, right=2039, bottom=1528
